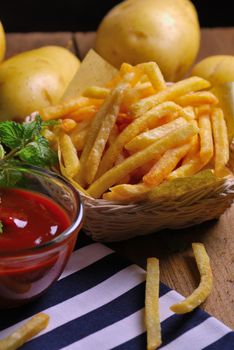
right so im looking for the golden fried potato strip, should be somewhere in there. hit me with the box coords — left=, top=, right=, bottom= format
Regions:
left=88, top=123, right=198, bottom=198
left=168, top=154, right=205, bottom=180
left=137, top=62, right=166, bottom=92
left=170, top=243, right=213, bottom=314
left=40, top=96, right=90, bottom=121
left=131, top=77, right=211, bottom=116
left=198, top=114, right=214, bottom=164
left=145, top=258, right=161, bottom=350
left=59, top=134, right=80, bottom=178
left=143, top=143, right=190, bottom=186
left=85, top=88, right=124, bottom=184
left=0, top=313, right=49, bottom=350
left=77, top=87, right=124, bottom=186
left=82, top=86, right=110, bottom=99
left=182, top=120, right=199, bottom=165
left=175, top=91, right=218, bottom=107
left=97, top=102, right=186, bottom=178
left=211, top=108, right=229, bottom=175
left=103, top=183, right=151, bottom=202
left=125, top=117, right=188, bottom=153
left=68, top=105, right=98, bottom=122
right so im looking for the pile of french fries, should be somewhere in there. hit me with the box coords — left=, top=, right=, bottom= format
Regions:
left=41, top=61, right=231, bottom=201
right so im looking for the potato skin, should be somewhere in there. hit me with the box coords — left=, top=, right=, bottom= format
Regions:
left=192, top=55, right=234, bottom=85
left=95, top=0, right=200, bottom=82
left=0, top=22, right=6, bottom=63
left=0, top=46, right=80, bottom=121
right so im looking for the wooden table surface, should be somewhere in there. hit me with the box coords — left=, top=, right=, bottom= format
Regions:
left=6, top=29, right=234, bottom=329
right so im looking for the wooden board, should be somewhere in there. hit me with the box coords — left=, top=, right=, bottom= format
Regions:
left=5, top=29, right=234, bottom=329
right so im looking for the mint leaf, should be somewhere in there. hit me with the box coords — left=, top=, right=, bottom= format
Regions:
left=23, top=116, right=42, bottom=141
left=41, top=120, right=59, bottom=128
left=0, top=221, right=3, bottom=234
left=0, top=121, right=24, bottom=149
left=18, top=136, right=57, bottom=166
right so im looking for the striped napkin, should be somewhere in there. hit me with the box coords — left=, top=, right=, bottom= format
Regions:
left=0, top=233, right=233, bottom=350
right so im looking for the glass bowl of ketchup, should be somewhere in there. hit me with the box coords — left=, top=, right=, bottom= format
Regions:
left=0, top=164, right=83, bottom=308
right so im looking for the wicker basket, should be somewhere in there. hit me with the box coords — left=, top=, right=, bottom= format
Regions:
left=80, top=176, right=234, bottom=241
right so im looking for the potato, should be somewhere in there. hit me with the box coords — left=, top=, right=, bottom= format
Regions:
left=0, top=46, right=80, bottom=121
left=95, top=0, right=200, bottom=82
left=0, top=21, right=6, bottom=63
left=192, top=55, right=234, bottom=85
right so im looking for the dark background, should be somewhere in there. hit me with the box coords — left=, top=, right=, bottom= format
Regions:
left=1, top=0, right=234, bottom=32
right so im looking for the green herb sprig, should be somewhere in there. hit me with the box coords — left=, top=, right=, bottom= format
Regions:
left=0, top=115, right=58, bottom=234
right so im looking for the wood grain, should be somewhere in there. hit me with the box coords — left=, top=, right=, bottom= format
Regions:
left=5, top=29, right=234, bottom=329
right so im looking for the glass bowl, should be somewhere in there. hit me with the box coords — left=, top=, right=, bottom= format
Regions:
left=0, top=164, right=83, bottom=308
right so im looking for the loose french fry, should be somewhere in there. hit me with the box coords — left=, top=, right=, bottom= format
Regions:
left=108, top=124, right=119, bottom=146
left=143, top=143, right=191, bottom=186
left=40, top=96, right=90, bottom=121
left=168, top=154, right=205, bottom=180
left=82, top=86, right=110, bottom=99
left=170, top=243, right=213, bottom=314
left=0, top=313, right=49, bottom=350
left=195, top=104, right=211, bottom=117
left=138, top=62, right=166, bottom=92
left=175, top=91, right=218, bottom=107
left=182, top=106, right=196, bottom=120
left=88, top=123, right=198, bottom=198
left=103, top=182, right=151, bottom=201
left=97, top=102, right=187, bottom=178
left=85, top=87, right=124, bottom=184
left=134, top=82, right=155, bottom=98
left=198, top=114, right=214, bottom=164
left=125, top=117, right=188, bottom=153
left=131, top=77, right=211, bottom=116
left=211, top=108, right=229, bottom=175
left=59, top=134, right=80, bottom=178
left=145, top=258, right=161, bottom=350
left=182, top=120, right=199, bottom=164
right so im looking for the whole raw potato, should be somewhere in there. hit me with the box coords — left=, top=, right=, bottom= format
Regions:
left=95, top=0, right=200, bottom=81
left=0, top=46, right=80, bottom=121
left=0, top=21, right=6, bottom=63
left=192, top=55, right=234, bottom=85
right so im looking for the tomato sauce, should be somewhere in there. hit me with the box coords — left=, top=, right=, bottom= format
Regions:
left=0, top=188, right=71, bottom=251
left=0, top=188, right=77, bottom=308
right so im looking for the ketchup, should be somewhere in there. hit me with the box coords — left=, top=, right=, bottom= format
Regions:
left=0, top=188, right=71, bottom=251
left=0, top=188, right=77, bottom=308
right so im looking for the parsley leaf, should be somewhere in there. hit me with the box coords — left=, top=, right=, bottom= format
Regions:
left=0, top=221, right=3, bottom=234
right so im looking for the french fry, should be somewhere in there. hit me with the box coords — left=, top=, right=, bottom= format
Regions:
left=125, top=117, right=188, bottom=153
left=0, top=313, right=49, bottom=350
left=211, top=108, right=229, bottom=175
left=77, top=87, right=124, bottom=186
left=40, top=96, right=90, bottom=121
left=195, top=104, right=211, bottom=117
left=84, top=87, right=124, bottom=184
left=134, top=82, right=155, bottom=98
left=138, top=62, right=166, bottom=92
left=82, top=86, right=110, bottom=99
left=108, top=124, right=119, bottom=146
left=182, top=120, right=199, bottom=164
left=198, top=114, right=214, bottom=164
left=182, top=106, right=196, bottom=120
left=143, top=143, right=191, bottom=186
left=103, top=183, right=151, bottom=201
left=145, top=258, right=161, bottom=350
left=170, top=243, right=213, bottom=314
left=175, top=91, right=218, bottom=107
left=59, top=134, right=80, bottom=178
left=168, top=154, right=205, bottom=180
left=61, top=118, right=77, bottom=132
left=70, top=127, right=88, bottom=151
left=88, top=123, right=198, bottom=198
left=97, top=102, right=187, bottom=178
left=131, top=77, right=211, bottom=116
left=68, top=105, right=98, bottom=122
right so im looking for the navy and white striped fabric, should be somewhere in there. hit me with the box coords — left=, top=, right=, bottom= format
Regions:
left=1, top=233, right=233, bottom=349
